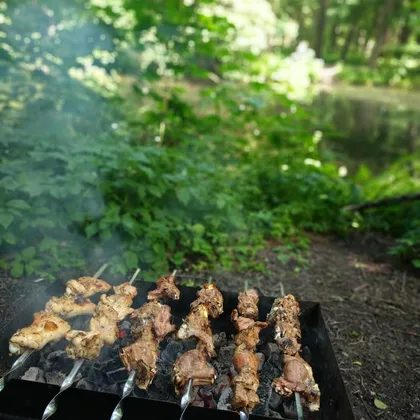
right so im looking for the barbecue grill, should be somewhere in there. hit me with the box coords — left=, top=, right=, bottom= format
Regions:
left=0, top=280, right=354, bottom=420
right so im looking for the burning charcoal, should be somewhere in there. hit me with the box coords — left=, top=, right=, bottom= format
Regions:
left=213, top=332, right=228, bottom=349
left=214, top=374, right=230, bottom=398
left=106, top=367, right=128, bottom=384
left=199, top=387, right=216, bottom=408
left=43, top=350, right=73, bottom=372
left=301, top=345, right=312, bottom=364
left=191, top=401, right=205, bottom=408
left=219, top=344, right=235, bottom=367
left=268, top=409, right=283, bottom=419
left=217, top=386, right=233, bottom=411
left=262, top=342, right=280, bottom=359
left=86, top=364, right=106, bottom=384
left=253, top=382, right=272, bottom=417
left=21, top=367, right=45, bottom=383
left=161, top=340, right=183, bottom=363
left=76, top=378, right=93, bottom=391
left=120, top=320, right=130, bottom=331
left=256, top=352, right=265, bottom=371
left=45, top=371, right=67, bottom=386
left=269, top=389, right=283, bottom=409
left=283, top=399, right=308, bottom=420
left=182, top=339, right=197, bottom=352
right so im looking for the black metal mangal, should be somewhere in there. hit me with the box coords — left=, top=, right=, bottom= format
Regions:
left=0, top=280, right=354, bottom=420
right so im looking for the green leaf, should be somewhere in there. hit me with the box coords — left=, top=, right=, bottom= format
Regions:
left=148, top=185, right=163, bottom=198
left=192, top=223, right=205, bottom=236
left=0, top=212, right=14, bottom=229
left=122, top=214, right=141, bottom=234
left=374, top=399, right=388, bottom=410
left=176, top=188, right=190, bottom=205
left=4, top=231, right=17, bottom=245
left=123, top=250, right=138, bottom=269
left=11, top=261, right=24, bottom=278
left=7, top=200, right=30, bottom=210
left=86, top=223, right=99, bottom=238
left=21, top=246, right=36, bottom=261
left=40, top=237, right=58, bottom=251
left=412, top=259, right=420, bottom=268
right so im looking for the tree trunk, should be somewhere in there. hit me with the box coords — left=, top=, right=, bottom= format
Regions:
left=341, top=23, right=358, bottom=60
left=315, top=0, right=328, bottom=58
left=369, top=0, right=399, bottom=67
left=329, top=21, right=338, bottom=53
left=398, top=21, right=412, bottom=44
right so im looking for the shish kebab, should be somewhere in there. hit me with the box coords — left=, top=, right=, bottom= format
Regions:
left=173, top=282, right=224, bottom=420
left=42, top=268, right=141, bottom=420
left=110, top=271, right=180, bottom=420
left=230, top=286, right=268, bottom=420
left=268, top=294, right=321, bottom=415
left=1, top=263, right=111, bottom=392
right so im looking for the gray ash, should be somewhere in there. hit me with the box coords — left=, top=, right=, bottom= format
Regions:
left=19, top=330, right=303, bottom=419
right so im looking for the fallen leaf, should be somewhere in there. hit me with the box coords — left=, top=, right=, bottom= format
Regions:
left=353, top=361, right=362, bottom=366
left=374, top=398, right=388, bottom=409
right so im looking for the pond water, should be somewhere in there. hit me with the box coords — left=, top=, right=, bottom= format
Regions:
left=312, top=85, right=420, bottom=175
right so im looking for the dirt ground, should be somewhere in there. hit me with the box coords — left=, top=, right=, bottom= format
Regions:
left=1, top=233, right=419, bottom=419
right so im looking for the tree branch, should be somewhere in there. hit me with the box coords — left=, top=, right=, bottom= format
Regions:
left=344, top=192, right=420, bottom=212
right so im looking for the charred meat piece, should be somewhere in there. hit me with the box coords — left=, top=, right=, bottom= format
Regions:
left=147, top=273, right=180, bottom=301
left=95, top=293, right=135, bottom=321
left=232, top=366, right=260, bottom=412
left=234, top=321, right=268, bottom=350
left=272, top=355, right=320, bottom=411
left=120, top=324, right=159, bottom=390
left=66, top=277, right=111, bottom=298
left=9, top=311, right=71, bottom=355
left=231, top=309, right=256, bottom=331
left=130, top=301, right=175, bottom=341
left=65, top=330, right=104, bottom=360
left=177, top=304, right=215, bottom=358
left=237, top=289, right=259, bottom=320
left=45, top=295, right=96, bottom=319
left=190, top=283, right=223, bottom=318
left=173, top=349, right=216, bottom=394
left=267, top=295, right=301, bottom=355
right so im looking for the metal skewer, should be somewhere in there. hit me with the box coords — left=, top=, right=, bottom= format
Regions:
left=111, top=269, right=177, bottom=420
left=0, top=263, right=110, bottom=393
left=239, top=279, right=249, bottom=420
left=179, top=378, right=193, bottom=420
left=42, top=264, right=140, bottom=420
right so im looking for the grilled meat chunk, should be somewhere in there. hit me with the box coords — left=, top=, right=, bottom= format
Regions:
left=9, top=311, right=71, bottom=355
left=89, top=313, right=119, bottom=345
left=120, top=324, right=159, bottom=390
left=231, top=309, right=256, bottom=332
left=237, top=289, right=259, bottom=320
left=66, top=277, right=111, bottom=298
left=113, top=282, right=138, bottom=299
left=272, top=355, right=320, bottom=412
left=267, top=295, right=301, bottom=355
left=65, top=330, right=104, bottom=360
left=95, top=293, right=134, bottom=322
left=45, top=295, right=96, bottom=319
left=177, top=304, right=215, bottom=358
left=232, top=366, right=260, bottom=412
left=232, top=344, right=260, bottom=412
left=173, top=349, right=216, bottom=394
left=130, top=301, right=175, bottom=341
left=147, top=273, right=180, bottom=301
left=234, top=321, right=268, bottom=350
left=190, top=283, right=223, bottom=318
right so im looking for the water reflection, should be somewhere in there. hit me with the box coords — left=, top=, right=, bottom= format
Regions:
left=312, top=86, right=420, bottom=175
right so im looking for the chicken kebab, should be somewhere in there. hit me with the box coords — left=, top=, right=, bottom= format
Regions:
left=9, top=273, right=111, bottom=356
left=110, top=272, right=180, bottom=420
left=268, top=295, right=321, bottom=412
left=230, top=289, right=267, bottom=415
left=42, top=269, right=141, bottom=420
left=172, top=283, right=224, bottom=407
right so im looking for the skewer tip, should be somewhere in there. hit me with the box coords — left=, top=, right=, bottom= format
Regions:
left=171, top=269, right=177, bottom=277
left=129, top=268, right=141, bottom=284
left=243, top=278, right=249, bottom=292
left=93, top=262, right=109, bottom=279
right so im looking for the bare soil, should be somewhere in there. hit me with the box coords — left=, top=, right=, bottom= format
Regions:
left=1, top=233, right=419, bottom=419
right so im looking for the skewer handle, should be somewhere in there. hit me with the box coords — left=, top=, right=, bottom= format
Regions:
left=179, top=378, right=193, bottom=420
left=110, top=370, right=137, bottom=420
left=0, top=349, right=34, bottom=392
left=41, top=359, right=84, bottom=420
left=239, top=411, right=249, bottom=420
left=93, top=263, right=109, bottom=279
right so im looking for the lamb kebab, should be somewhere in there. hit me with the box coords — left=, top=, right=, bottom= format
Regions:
left=110, top=271, right=180, bottom=420
left=1, top=264, right=110, bottom=392
left=173, top=282, right=223, bottom=419
left=42, top=268, right=141, bottom=420
left=231, top=288, right=267, bottom=418
left=268, top=294, right=321, bottom=414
